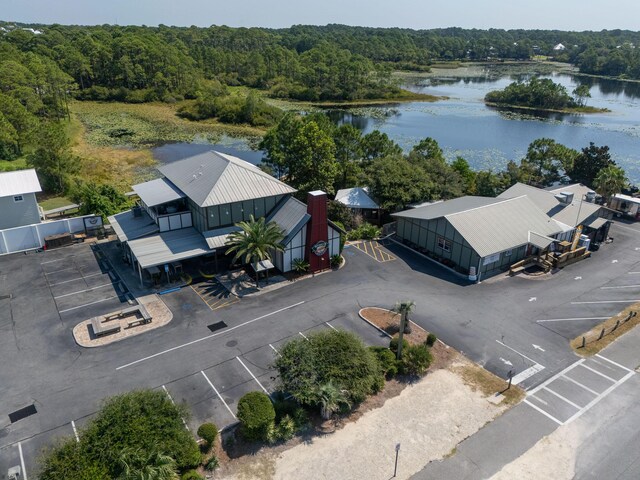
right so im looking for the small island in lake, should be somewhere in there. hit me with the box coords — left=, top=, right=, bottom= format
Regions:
left=484, top=77, right=609, bottom=114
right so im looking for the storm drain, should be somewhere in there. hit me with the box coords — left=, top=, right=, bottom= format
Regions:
left=207, top=321, right=227, bottom=332
left=0, top=294, right=11, bottom=300
left=9, top=404, right=37, bottom=423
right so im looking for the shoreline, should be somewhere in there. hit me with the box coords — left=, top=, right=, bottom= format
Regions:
left=484, top=101, right=610, bottom=115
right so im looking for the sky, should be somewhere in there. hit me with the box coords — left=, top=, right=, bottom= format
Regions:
left=3, top=0, right=640, bottom=31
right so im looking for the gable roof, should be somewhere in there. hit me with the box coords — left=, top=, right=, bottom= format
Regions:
left=0, top=169, right=42, bottom=197
left=267, top=196, right=311, bottom=245
left=498, top=182, right=602, bottom=228
left=547, top=183, right=596, bottom=201
left=158, top=151, right=296, bottom=207
left=392, top=196, right=501, bottom=221
left=445, top=196, right=563, bottom=257
left=335, top=188, right=379, bottom=209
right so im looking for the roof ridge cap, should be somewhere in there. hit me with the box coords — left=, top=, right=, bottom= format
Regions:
left=445, top=196, right=515, bottom=218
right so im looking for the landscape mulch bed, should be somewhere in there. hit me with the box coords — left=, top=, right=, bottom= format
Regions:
left=360, top=307, right=428, bottom=344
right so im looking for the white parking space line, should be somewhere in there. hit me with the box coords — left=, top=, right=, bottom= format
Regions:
left=162, top=385, right=190, bottom=431
left=579, top=364, right=617, bottom=383
left=44, top=266, right=77, bottom=275
left=41, top=258, right=66, bottom=264
left=544, top=387, right=583, bottom=409
left=601, top=284, right=640, bottom=289
left=523, top=399, right=563, bottom=426
left=561, top=374, right=599, bottom=396
left=299, top=332, right=309, bottom=340
left=528, top=359, right=585, bottom=395
left=536, top=317, right=609, bottom=323
left=71, top=420, right=80, bottom=442
left=269, top=344, right=281, bottom=356
left=200, top=371, right=237, bottom=420
left=236, top=356, right=270, bottom=395
left=595, top=354, right=635, bottom=373
left=564, top=371, right=635, bottom=425
left=495, top=339, right=539, bottom=365
left=18, top=441, right=27, bottom=480
left=53, top=282, right=115, bottom=299
left=571, top=300, right=640, bottom=304
left=58, top=295, right=120, bottom=313
left=325, top=322, right=338, bottom=331
left=116, top=301, right=305, bottom=370
left=49, top=272, right=104, bottom=286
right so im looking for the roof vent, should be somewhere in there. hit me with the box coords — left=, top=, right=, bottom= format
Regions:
left=560, top=192, right=574, bottom=204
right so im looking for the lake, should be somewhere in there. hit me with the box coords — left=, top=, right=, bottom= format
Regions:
left=152, top=64, right=640, bottom=184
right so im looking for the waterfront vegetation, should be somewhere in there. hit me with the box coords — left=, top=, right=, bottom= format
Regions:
left=485, top=77, right=608, bottom=113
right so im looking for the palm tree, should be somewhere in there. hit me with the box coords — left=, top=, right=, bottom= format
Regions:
left=594, top=165, right=627, bottom=205
left=118, top=450, right=179, bottom=480
left=393, top=300, right=415, bottom=360
left=316, top=381, right=350, bottom=420
left=225, top=215, right=284, bottom=287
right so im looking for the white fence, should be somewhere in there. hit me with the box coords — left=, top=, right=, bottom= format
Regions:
left=0, top=215, right=97, bottom=255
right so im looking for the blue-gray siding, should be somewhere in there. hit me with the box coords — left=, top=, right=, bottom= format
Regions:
left=0, top=193, right=41, bottom=229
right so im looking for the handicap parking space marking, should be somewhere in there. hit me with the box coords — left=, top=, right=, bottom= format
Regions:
left=190, top=280, right=239, bottom=311
left=352, top=240, right=397, bottom=263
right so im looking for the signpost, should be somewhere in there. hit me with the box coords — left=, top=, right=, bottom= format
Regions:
left=394, top=443, right=401, bottom=477
left=507, top=369, right=515, bottom=390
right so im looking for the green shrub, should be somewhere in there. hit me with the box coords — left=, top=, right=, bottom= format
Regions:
left=426, top=333, right=437, bottom=347
left=292, top=257, right=310, bottom=273
left=400, top=344, right=433, bottom=376
left=267, top=414, right=297, bottom=444
left=197, top=423, right=218, bottom=448
left=182, top=470, right=203, bottom=480
left=330, top=254, right=342, bottom=268
left=389, top=336, right=409, bottom=355
left=346, top=223, right=381, bottom=241
left=369, top=346, right=399, bottom=378
left=275, top=330, right=381, bottom=407
left=204, top=456, right=220, bottom=471
left=237, top=391, right=276, bottom=441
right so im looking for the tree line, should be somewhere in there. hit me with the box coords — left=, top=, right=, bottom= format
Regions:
left=260, top=113, right=629, bottom=214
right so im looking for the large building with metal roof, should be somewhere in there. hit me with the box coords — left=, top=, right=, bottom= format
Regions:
left=393, top=195, right=567, bottom=280
left=109, top=151, right=342, bottom=285
left=0, top=169, right=43, bottom=229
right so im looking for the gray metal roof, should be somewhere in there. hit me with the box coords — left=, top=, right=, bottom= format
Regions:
left=548, top=183, right=596, bottom=201
left=108, top=209, right=159, bottom=242
left=335, top=188, right=379, bottom=209
left=528, top=231, right=557, bottom=250
left=267, top=197, right=311, bottom=245
left=585, top=217, right=609, bottom=229
left=392, top=196, right=502, bottom=221
left=446, top=196, right=563, bottom=257
left=0, top=169, right=42, bottom=197
left=158, top=151, right=296, bottom=207
left=499, top=182, right=602, bottom=227
left=202, top=225, right=241, bottom=249
left=128, top=228, right=212, bottom=269
left=132, top=178, right=185, bottom=207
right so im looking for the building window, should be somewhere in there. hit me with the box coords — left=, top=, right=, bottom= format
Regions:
left=13, top=195, right=24, bottom=202
left=437, top=237, right=451, bottom=252
left=504, top=249, right=512, bottom=257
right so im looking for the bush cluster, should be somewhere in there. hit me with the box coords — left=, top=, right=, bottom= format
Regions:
left=197, top=422, right=218, bottom=450
left=346, top=223, right=381, bottom=241
left=236, top=391, right=276, bottom=441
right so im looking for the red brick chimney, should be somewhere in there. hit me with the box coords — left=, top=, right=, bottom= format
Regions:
left=306, top=191, right=330, bottom=273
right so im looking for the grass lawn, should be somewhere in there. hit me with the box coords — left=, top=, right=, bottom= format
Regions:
left=0, top=157, right=27, bottom=172
left=38, top=195, right=76, bottom=211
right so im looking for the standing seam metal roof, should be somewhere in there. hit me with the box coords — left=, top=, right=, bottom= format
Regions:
left=267, top=196, right=311, bottom=245
left=445, top=196, right=563, bottom=257
left=392, top=196, right=502, bottom=220
left=128, top=227, right=211, bottom=269
left=335, top=188, right=379, bottom=209
left=132, top=178, right=185, bottom=207
left=0, top=169, right=42, bottom=197
left=158, top=151, right=296, bottom=207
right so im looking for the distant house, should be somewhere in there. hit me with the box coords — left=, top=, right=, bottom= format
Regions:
left=553, top=43, right=566, bottom=51
left=0, top=169, right=43, bottom=230
left=109, top=151, right=342, bottom=285
left=393, top=196, right=563, bottom=280
left=334, top=187, right=380, bottom=224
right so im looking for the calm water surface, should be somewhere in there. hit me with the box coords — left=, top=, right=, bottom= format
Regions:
left=153, top=66, right=640, bottom=183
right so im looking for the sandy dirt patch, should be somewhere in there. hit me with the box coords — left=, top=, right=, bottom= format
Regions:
left=489, top=422, right=582, bottom=480
left=218, top=358, right=511, bottom=480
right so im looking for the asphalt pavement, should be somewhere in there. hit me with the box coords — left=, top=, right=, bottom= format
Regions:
left=0, top=219, right=639, bottom=477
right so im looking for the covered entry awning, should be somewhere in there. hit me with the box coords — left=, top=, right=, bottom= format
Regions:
left=528, top=231, right=557, bottom=250
left=584, top=217, right=609, bottom=230
left=128, top=227, right=212, bottom=269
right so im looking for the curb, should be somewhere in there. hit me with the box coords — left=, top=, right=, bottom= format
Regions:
left=358, top=307, right=393, bottom=339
